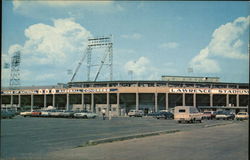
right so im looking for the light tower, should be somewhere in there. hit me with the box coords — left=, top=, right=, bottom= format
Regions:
left=71, top=35, right=113, bottom=82
left=9, top=51, right=21, bottom=87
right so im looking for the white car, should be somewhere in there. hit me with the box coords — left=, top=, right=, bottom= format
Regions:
left=235, top=112, right=248, bottom=120
left=128, top=110, right=144, bottom=117
left=60, top=110, right=75, bottom=118
left=215, top=111, right=234, bottom=120
left=40, top=110, right=51, bottom=117
left=20, top=111, right=32, bottom=117
left=49, top=110, right=64, bottom=117
left=74, top=111, right=98, bottom=119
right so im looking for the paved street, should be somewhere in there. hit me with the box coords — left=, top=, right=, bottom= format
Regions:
left=47, top=121, right=248, bottom=160
left=0, top=116, right=247, bottom=160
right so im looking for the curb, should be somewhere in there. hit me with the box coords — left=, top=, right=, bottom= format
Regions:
left=85, top=129, right=180, bottom=146
left=203, top=122, right=234, bottom=128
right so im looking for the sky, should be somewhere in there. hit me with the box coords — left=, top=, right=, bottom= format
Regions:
left=2, top=1, right=249, bottom=87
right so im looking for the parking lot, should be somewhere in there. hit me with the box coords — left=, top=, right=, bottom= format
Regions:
left=0, top=116, right=246, bottom=159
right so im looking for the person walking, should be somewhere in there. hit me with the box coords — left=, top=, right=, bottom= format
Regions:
left=102, top=109, right=106, bottom=120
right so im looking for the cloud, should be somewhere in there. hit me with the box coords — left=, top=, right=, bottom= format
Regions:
left=190, top=16, right=249, bottom=73
left=208, top=16, right=249, bottom=59
left=124, top=56, right=163, bottom=80
left=12, top=0, right=124, bottom=17
left=18, top=18, right=91, bottom=65
left=121, top=33, right=142, bottom=40
left=159, top=42, right=179, bottom=49
left=124, top=57, right=150, bottom=76
left=4, top=18, right=92, bottom=86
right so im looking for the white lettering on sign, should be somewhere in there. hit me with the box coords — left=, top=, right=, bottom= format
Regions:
left=170, top=88, right=211, bottom=93
left=211, top=89, right=249, bottom=94
left=169, top=88, right=249, bottom=94
left=1, top=88, right=115, bottom=95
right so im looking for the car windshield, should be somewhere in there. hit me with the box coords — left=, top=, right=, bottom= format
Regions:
left=219, top=111, right=231, bottom=115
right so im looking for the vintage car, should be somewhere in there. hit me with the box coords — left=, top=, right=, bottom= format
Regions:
left=128, top=110, right=144, bottom=117
left=202, top=111, right=216, bottom=120
left=215, top=111, right=235, bottom=120
left=60, top=110, right=75, bottom=118
left=74, top=110, right=98, bottom=119
left=1, top=110, right=16, bottom=119
left=49, top=110, right=64, bottom=118
left=154, top=111, right=174, bottom=119
left=235, top=112, right=248, bottom=120
left=20, top=111, right=32, bottom=117
left=31, top=110, right=42, bottom=117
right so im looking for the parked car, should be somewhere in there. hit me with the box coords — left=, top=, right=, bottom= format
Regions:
left=40, top=110, right=51, bottom=117
left=235, top=112, right=248, bottom=120
left=202, top=111, right=216, bottom=120
left=215, top=111, right=235, bottom=120
left=60, top=110, right=75, bottom=118
left=1, top=110, right=16, bottom=119
left=128, top=110, right=144, bottom=117
left=31, top=110, right=42, bottom=117
left=74, top=110, right=98, bottom=119
left=146, top=112, right=158, bottom=117
left=154, top=111, right=174, bottom=119
left=49, top=110, right=64, bottom=118
left=20, top=111, right=32, bottom=117
left=174, top=106, right=202, bottom=123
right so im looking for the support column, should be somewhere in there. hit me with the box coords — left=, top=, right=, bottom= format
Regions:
left=31, top=94, right=34, bottom=111
left=52, top=94, right=55, bottom=108
left=165, top=93, right=168, bottom=110
left=236, top=94, right=239, bottom=107
left=66, top=94, right=69, bottom=110
left=210, top=94, right=213, bottom=107
left=193, top=94, right=196, bottom=107
left=10, top=94, right=13, bottom=106
left=155, top=93, right=158, bottom=112
left=44, top=94, right=47, bottom=108
left=182, top=93, right=185, bottom=106
left=117, top=93, right=120, bottom=116
left=91, top=93, right=94, bottom=112
left=226, top=94, right=229, bottom=106
left=18, top=95, right=21, bottom=108
left=107, top=93, right=110, bottom=118
left=82, top=93, right=85, bottom=110
left=136, top=92, right=139, bottom=110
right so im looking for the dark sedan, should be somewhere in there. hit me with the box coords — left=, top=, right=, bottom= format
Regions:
left=154, top=111, right=174, bottom=119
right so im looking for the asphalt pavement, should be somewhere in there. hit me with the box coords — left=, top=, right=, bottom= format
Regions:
left=0, top=116, right=247, bottom=160
left=46, top=121, right=248, bottom=160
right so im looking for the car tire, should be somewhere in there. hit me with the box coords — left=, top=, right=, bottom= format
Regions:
left=83, top=115, right=88, bottom=119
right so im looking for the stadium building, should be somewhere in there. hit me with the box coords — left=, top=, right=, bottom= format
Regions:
left=1, top=76, right=249, bottom=116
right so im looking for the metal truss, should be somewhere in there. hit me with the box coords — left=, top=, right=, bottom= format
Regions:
left=9, top=51, right=21, bottom=87
left=71, top=35, right=113, bottom=82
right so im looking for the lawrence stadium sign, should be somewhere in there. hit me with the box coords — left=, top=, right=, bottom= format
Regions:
left=169, top=88, right=249, bottom=94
